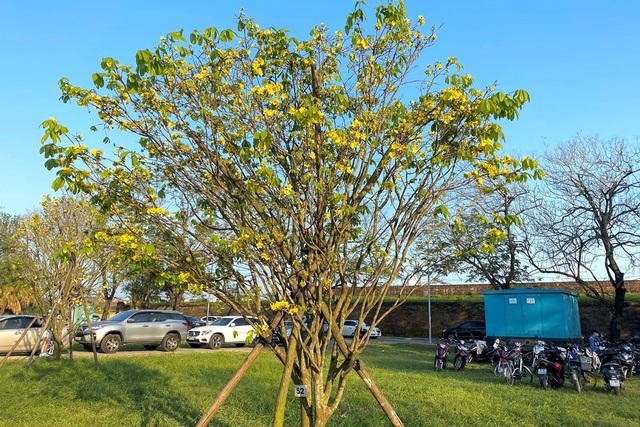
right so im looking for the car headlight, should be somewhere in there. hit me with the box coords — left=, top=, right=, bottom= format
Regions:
left=89, top=325, right=105, bottom=331
left=200, top=330, right=213, bottom=336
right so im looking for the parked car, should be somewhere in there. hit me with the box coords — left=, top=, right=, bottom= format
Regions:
left=342, top=320, right=381, bottom=338
left=200, top=315, right=219, bottom=325
left=276, top=318, right=329, bottom=343
left=184, top=315, right=206, bottom=329
left=74, top=309, right=188, bottom=354
left=187, top=315, right=257, bottom=349
left=0, top=315, right=53, bottom=355
left=442, top=320, right=486, bottom=340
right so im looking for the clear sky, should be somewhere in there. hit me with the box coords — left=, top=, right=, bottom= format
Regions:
left=1, top=0, right=639, bottom=216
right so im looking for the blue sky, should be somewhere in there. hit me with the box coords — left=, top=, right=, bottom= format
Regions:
left=1, top=0, right=639, bottom=216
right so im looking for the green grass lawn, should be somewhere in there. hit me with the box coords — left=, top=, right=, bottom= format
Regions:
left=1, top=344, right=637, bottom=426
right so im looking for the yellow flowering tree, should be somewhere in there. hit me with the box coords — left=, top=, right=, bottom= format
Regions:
left=0, top=212, right=35, bottom=313
left=15, top=195, right=106, bottom=360
left=41, top=1, right=540, bottom=425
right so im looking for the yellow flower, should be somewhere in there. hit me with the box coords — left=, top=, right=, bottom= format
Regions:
left=270, top=300, right=290, bottom=311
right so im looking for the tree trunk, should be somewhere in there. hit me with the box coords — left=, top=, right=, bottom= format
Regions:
left=610, top=284, right=626, bottom=339
left=100, top=270, right=116, bottom=318
left=272, top=336, right=297, bottom=427
left=354, top=360, right=405, bottom=427
left=196, top=342, right=265, bottom=427
left=197, top=313, right=284, bottom=426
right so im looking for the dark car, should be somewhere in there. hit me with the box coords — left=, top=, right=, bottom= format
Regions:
left=442, top=320, right=486, bottom=340
left=184, top=315, right=207, bottom=329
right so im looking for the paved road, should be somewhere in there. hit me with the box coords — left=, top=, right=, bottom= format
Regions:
left=2, top=336, right=432, bottom=361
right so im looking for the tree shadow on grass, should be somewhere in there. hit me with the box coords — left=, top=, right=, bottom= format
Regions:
left=23, top=358, right=239, bottom=427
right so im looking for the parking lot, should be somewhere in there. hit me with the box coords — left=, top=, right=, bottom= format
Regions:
left=2, top=336, right=432, bottom=361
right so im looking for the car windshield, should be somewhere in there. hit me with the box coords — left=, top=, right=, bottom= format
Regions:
left=210, top=317, right=234, bottom=326
left=186, top=316, right=198, bottom=321
left=106, top=311, right=137, bottom=322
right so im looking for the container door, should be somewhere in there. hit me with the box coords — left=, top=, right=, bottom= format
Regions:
left=504, top=296, right=523, bottom=336
left=521, top=296, right=543, bottom=337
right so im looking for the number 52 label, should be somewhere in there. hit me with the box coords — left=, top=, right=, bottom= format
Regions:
left=294, top=384, right=307, bottom=397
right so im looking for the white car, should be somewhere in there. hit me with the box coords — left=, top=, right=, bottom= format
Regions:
left=187, top=315, right=256, bottom=349
left=200, top=315, right=219, bottom=325
left=342, top=320, right=381, bottom=339
left=0, top=315, right=53, bottom=355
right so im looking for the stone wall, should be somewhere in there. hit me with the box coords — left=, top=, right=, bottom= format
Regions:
left=387, top=279, right=640, bottom=297
left=180, top=299, right=640, bottom=339
left=177, top=280, right=640, bottom=339
left=373, top=300, right=640, bottom=338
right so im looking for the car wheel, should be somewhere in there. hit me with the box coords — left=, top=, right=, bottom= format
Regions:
left=144, top=344, right=159, bottom=351
left=447, top=333, right=456, bottom=340
left=209, top=334, right=224, bottom=349
left=101, top=334, right=122, bottom=354
left=46, top=341, right=55, bottom=356
left=161, top=333, right=180, bottom=352
left=188, top=343, right=202, bottom=348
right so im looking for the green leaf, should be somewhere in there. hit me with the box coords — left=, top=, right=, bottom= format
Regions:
left=220, top=29, right=236, bottom=43
left=204, top=27, right=219, bottom=39
left=168, top=30, right=186, bottom=42
left=100, top=57, right=116, bottom=71
left=433, top=204, right=449, bottom=218
left=52, top=176, right=65, bottom=191
left=44, top=159, right=58, bottom=170
left=92, top=73, right=104, bottom=88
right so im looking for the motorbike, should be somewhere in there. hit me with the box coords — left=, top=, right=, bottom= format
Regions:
left=566, top=343, right=587, bottom=392
left=434, top=341, right=449, bottom=371
left=465, top=340, right=479, bottom=363
left=633, top=346, right=640, bottom=375
left=534, top=342, right=566, bottom=390
left=600, top=349, right=625, bottom=395
left=475, top=339, right=499, bottom=363
left=453, top=340, right=472, bottom=370
left=492, top=342, right=511, bottom=376
left=615, top=345, right=635, bottom=379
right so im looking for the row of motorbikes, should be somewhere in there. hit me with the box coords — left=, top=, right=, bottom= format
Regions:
left=433, top=334, right=640, bottom=395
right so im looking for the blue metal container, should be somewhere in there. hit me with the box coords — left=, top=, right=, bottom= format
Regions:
left=483, top=288, right=581, bottom=341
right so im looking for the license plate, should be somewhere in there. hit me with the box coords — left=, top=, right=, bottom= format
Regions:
left=610, top=379, right=620, bottom=387
left=538, top=368, right=547, bottom=375
left=74, top=337, right=81, bottom=341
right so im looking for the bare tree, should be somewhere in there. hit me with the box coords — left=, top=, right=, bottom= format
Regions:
left=521, top=134, right=640, bottom=338
left=430, top=182, right=535, bottom=289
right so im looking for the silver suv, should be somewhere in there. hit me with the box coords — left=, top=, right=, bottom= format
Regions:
left=74, top=309, right=188, bottom=354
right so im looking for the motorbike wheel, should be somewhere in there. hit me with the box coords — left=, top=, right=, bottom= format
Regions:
left=434, top=359, right=443, bottom=371
left=540, top=375, right=550, bottom=390
left=506, top=367, right=515, bottom=386
left=571, top=371, right=582, bottom=393
left=454, top=356, right=463, bottom=370
left=613, top=386, right=621, bottom=396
